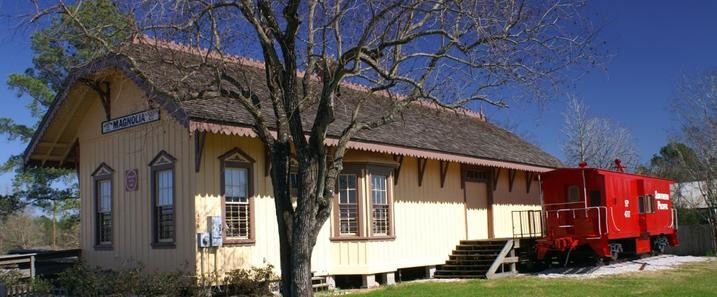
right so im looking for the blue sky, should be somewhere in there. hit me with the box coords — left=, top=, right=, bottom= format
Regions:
left=0, top=1, right=716, bottom=192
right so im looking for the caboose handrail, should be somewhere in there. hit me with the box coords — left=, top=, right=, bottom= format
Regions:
left=543, top=201, right=586, bottom=207
left=544, top=206, right=608, bottom=236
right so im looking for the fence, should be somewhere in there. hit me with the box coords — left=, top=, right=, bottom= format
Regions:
left=665, top=224, right=715, bottom=256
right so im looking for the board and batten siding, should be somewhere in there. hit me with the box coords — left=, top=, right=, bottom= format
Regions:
left=492, top=170, right=542, bottom=239
left=70, top=71, right=544, bottom=277
left=77, top=74, right=196, bottom=273
left=195, top=133, right=469, bottom=276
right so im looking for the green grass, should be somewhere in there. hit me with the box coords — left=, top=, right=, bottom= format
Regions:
left=344, top=260, right=717, bottom=297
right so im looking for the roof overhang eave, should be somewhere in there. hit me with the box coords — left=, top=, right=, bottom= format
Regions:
left=188, top=119, right=558, bottom=173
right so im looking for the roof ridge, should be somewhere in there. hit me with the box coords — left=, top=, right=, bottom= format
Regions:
left=132, top=35, right=486, bottom=121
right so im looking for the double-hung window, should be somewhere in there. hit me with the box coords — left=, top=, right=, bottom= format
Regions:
left=220, top=147, right=255, bottom=244
left=338, top=174, right=359, bottom=236
left=225, top=166, right=250, bottom=239
left=332, top=165, right=395, bottom=240
left=150, top=151, right=176, bottom=247
left=92, top=163, right=113, bottom=249
left=370, top=173, right=390, bottom=236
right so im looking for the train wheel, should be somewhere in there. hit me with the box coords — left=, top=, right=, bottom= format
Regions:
left=652, top=236, right=669, bottom=254
left=608, top=243, right=623, bottom=261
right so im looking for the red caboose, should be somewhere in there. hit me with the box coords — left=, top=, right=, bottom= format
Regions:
left=536, top=166, right=678, bottom=262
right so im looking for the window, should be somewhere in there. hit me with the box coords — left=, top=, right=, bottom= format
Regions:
left=338, top=174, right=359, bottom=236
left=370, top=174, right=390, bottom=235
left=639, top=195, right=654, bottom=214
left=150, top=151, right=176, bottom=247
left=567, top=185, right=580, bottom=202
left=465, top=169, right=488, bottom=181
left=289, top=172, right=300, bottom=199
left=225, top=167, right=249, bottom=239
left=332, top=164, right=395, bottom=240
left=220, top=147, right=255, bottom=244
left=92, top=163, right=113, bottom=249
left=589, top=190, right=602, bottom=207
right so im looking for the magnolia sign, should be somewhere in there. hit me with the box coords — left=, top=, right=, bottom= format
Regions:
left=102, top=109, right=160, bottom=134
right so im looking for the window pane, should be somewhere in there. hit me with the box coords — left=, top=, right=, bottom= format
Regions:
left=99, top=180, right=111, bottom=212
left=567, top=186, right=580, bottom=202
left=589, top=191, right=601, bottom=207
left=157, top=170, right=173, bottom=206
left=371, top=175, right=387, bottom=205
left=339, top=204, right=358, bottom=235
left=339, top=174, right=357, bottom=204
left=372, top=205, right=389, bottom=235
left=225, top=202, right=250, bottom=239
left=225, top=167, right=248, bottom=199
left=157, top=205, right=174, bottom=241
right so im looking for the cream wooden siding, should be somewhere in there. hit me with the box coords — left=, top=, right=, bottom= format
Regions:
left=329, top=157, right=467, bottom=275
left=77, top=74, right=196, bottom=273
left=192, top=133, right=547, bottom=276
left=69, top=72, right=545, bottom=276
left=193, top=133, right=335, bottom=276
left=492, top=170, right=542, bottom=239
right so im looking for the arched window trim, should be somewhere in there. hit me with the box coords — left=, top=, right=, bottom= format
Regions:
left=92, top=163, right=114, bottom=250
left=149, top=150, right=177, bottom=248
left=219, top=147, right=256, bottom=245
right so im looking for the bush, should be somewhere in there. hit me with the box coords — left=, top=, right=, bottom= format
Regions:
left=56, top=262, right=190, bottom=296
left=222, top=265, right=276, bottom=296
left=0, top=270, right=52, bottom=295
left=55, top=262, right=277, bottom=296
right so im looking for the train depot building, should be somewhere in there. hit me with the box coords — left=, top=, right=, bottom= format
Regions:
left=23, top=41, right=563, bottom=286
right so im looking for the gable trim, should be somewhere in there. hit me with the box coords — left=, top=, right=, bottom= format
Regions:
left=23, top=54, right=189, bottom=168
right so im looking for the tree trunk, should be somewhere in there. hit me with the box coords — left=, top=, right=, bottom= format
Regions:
left=710, top=210, right=717, bottom=254
left=269, top=142, right=328, bottom=297
left=289, top=224, right=315, bottom=296
left=52, top=202, right=57, bottom=249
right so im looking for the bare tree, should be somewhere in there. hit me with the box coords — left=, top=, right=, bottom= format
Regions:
left=31, top=1, right=599, bottom=295
left=671, top=70, right=717, bottom=253
left=562, top=96, right=638, bottom=170
left=0, top=212, right=45, bottom=252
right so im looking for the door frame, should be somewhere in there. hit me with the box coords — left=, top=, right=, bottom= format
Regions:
left=461, top=165, right=495, bottom=239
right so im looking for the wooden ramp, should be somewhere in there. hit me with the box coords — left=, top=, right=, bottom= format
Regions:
left=434, top=239, right=519, bottom=279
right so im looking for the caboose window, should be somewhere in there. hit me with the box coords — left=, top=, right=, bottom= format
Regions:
left=589, top=190, right=602, bottom=207
left=567, top=185, right=580, bottom=202
left=639, top=195, right=655, bottom=214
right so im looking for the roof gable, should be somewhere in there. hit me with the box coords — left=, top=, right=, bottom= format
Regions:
left=25, top=41, right=563, bottom=171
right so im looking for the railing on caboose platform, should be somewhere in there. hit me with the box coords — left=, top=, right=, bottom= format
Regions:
left=511, top=210, right=544, bottom=238
left=512, top=206, right=611, bottom=239
left=543, top=206, right=609, bottom=239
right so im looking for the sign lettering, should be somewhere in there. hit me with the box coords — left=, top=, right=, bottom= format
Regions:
left=654, top=191, right=670, bottom=201
left=102, top=109, right=160, bottom=134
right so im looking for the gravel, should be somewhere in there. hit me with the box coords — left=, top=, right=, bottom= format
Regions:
left=536, top=254, right=711, bottom=279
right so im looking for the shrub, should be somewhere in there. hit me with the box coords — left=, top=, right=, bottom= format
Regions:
left=0, top=270, right=52, bottom=295
left=221, top=265, right=276, bottom=297
left=56, top=262, right=189, bottom=296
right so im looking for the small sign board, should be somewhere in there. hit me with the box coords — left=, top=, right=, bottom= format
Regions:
left=209, top=216, right=223, bottom=247
left=125, top=169, right=138, bottom=192
left=102, top=109, right=160, bottom=134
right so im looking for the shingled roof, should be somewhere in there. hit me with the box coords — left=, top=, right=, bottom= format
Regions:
left=24, top=39, right=563, bottom=171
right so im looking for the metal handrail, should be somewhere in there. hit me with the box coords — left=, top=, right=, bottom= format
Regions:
left=544, top=206, right=608, bottom=236
left=511, top=210, right=544, bottom=238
